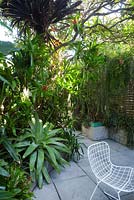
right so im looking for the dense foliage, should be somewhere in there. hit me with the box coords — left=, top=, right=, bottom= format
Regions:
left=0, top=34, right=84, bottom=194
left=0, top=163, right=33, bottom=200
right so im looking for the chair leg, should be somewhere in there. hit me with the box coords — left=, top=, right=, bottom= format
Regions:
left=104, top=190, right=121, bottom=200
left=89, top=181, right=101, bottom=200
left=117, top=191, right=121, bottom=200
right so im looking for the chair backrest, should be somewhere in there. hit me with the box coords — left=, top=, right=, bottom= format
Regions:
left=87, top=142, right=112, bottom=180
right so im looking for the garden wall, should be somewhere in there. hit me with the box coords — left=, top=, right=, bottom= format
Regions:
left=114, top=81, right=134, bottom=117
left=109, top=80, right=134, bottom=146
left=108, top=128, right=128, bottom=145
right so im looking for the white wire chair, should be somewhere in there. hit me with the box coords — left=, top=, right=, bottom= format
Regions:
left=87, top=141, right=134, bottom=200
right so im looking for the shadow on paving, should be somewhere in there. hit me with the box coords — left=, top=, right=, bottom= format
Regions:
left=33, top=136, right=134, bottom=200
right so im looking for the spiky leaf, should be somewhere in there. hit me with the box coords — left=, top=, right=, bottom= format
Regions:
left=30, top=151, right=37, bottom=172
left=23, top=143, right=38, bottom=159
left=36, top=149, right=44, bottom=175
left=42, top=165, right=51, bottom=184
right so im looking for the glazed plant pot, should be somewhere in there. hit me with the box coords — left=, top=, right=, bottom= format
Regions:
left=90, top=122, right=103, bottom=127
left=82, top=122, right=108, bottom=140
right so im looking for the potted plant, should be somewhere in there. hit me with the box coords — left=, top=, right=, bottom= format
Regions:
left=82, top=112, right=108, bottom=140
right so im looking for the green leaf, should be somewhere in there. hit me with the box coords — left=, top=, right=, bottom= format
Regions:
left=30, top=151, right=37, bottom=172
left=46, top=140, right=66, bottom=146
left=45, top=146, right=56, bottom=164
left=45, top=137, right=66, bottom=144
left=0, top=167, right=10, bottom=177
left=16, top=147, right=26, bottom=153
left=45, top=146, right=60, bottom=172
left=38, top=172, right=43, bottom=189
left=42, top=166, right=51, bottom=184
left=45, top=129, right=62, bottom=139
left=37, top=149, right=44, bottom=175
left=35, top=115, right=43, bottom=138
left=0, top=190, right=16, bottom=200
left=2, top=140, right=20, bottom=161
left=14, top=141, right=31, bottom=148
left=0, top=159, right=8, bottom=166
left=23, top=143, right=38, bottom=159
left=18, top=133, right=34, bottom=141
left=53, top=145, right=70, bottom=153
left=29, top=115, right=44, bottom=140
left=53, top=148, right=69, bottom=166
left=59, top=157, right=69, bottom=166
left=0, top=75, right=10, bottom=85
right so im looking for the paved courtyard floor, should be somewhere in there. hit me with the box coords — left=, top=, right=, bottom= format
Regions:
left=33, top=134, right=134, bottom=200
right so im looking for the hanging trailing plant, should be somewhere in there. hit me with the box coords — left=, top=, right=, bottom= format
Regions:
left=0, top=0, right=81, bottom=42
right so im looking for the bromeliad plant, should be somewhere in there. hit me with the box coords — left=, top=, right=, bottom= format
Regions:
left=0, top=0, right=81, bottom=42
left=15, top=114, right=70, bottom=188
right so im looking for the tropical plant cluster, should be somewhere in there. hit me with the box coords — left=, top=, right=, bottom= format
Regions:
left=0, top=37, right=85, bottom=197
left=0, top=1, right=85, bottom=199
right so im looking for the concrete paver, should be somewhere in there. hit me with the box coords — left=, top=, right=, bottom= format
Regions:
left=34, top=182, right=60, bottom=200
left=54, top=176, right=108, bottom=200
left=122, top=193, right=134, bottom=200
left=33, top=136, right=134, bottom=200
left=50, top=161, right=85, bottom=182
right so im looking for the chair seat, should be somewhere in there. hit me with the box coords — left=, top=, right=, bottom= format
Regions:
left=103, top=165, right=133, bottom=192
left=88, top=142, right=134, bottom=200
left=123, top=169, right=134, bottom=192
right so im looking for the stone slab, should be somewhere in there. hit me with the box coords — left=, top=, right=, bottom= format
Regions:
left=50, top=161, right=86, bottom=182
left=77, top=158, right=96, bottom=182
left=33, top=182, right=60, bottom=200
left=54, top=176, right=109, bottom=200
left=122, top=193, right=134, bottom=200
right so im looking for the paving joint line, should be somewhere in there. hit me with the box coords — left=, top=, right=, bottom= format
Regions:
left=51, top=178, right=62, bottom=200
left=76, top=161, right=111, bottom=200
left=51, top=174, right=87, bottom=183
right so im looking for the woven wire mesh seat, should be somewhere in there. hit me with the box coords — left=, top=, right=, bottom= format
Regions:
left=87, top=141, right=134, bottom=200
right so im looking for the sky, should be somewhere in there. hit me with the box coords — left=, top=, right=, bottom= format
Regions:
left=0, top=25, right=16, bottom=42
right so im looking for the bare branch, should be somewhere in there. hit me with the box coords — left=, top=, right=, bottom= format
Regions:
left=109, top=17, right=132, bottom=29
left=85, top=23, right=114, bottom=34
left=53, top=0, right=134, bottom=51
left=94, top=6, right=134, bottom=17
left=83, top=2, right=110, bottom=23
